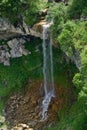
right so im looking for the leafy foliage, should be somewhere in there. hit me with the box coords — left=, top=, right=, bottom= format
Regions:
left=47, top=2, right=67, bottom=39
left=0, top=0, right=87, bottom=129
left=49, top=1, right=87, bottom=101
left=0, top=0, right=47, bottom=25
left=58, top=21, right=77, bottom=57
left=68, top=0, right=87, bottom=19
left=46, top=0, right=87, bottom=129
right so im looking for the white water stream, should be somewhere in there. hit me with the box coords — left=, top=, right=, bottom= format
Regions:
left=40, top=23, right=55, bottom=120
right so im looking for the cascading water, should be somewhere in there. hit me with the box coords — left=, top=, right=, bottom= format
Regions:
left=40, top=23, right=55, bottom=120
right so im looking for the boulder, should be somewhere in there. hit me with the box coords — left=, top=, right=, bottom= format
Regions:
left=6, top=52, right=11, bottom=58
left=11, top=123, right=33, bottom=130
left=10, top=49, right=22, bottom=58
left=0, top=46, right=10, bottom=66
left=4, top=58, right=10, bottom=66
left=0, top=57, right=4, bottom=63
left=18, top=123, right=29, bottom=128
left=22, top=49, right=29, bottom=56
left=19, top=38, right=26, bottom=44
left=0, top=115, right=7, bottom=130
left=0, top=116, right=5, bottom=123
left=7, top=41, right=14, bottom=49
left=2, top=45, right=8, bottom=51
left=12, top=38, right=19, bottom=44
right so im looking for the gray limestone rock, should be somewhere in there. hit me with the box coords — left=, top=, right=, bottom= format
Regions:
left=0, top=37, right=30, bottom=66
left=22, top=48, right=29, bottom=56
left=4, top=58, right=10, bottom=66
left=7, top=41, right=14, bottom=49
left=19, top=38, right=26, bottom=44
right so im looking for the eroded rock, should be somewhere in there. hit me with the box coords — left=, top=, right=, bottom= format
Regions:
left=0, top=38, right=30, bottom=66
left=0, top=45, right=10, bottom=66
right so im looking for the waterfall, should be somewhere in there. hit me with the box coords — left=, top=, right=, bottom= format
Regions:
left=40, top=23, right=55, bottom=120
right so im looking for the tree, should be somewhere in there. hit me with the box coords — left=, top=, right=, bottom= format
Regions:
left=0, top=0, right=47, bottom=25
left=68, top=0, right=87, bottom=19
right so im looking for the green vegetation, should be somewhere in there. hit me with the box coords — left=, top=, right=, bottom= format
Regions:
left=68, top=0, right=87, bottom=19
left=45, top=0, right=87, bottom=129
left=0, top=39, right=43, bottom=113
left=46, top=101, right=86, bottom=130
left=0, top=0, right=87, bottom=130
left=48, top=0, right=87, bottom=101
left=0, top=40, right=69, bottom=114
left=0, top=0, right=47, bottom=25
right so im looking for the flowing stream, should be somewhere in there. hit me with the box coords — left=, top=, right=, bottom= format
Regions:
left=40, top=23, right=55, bottom=120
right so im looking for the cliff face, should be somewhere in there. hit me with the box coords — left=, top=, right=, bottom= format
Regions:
left=0, top=18, right=43, bottom=40
left=0, top=18, right=46, bottom=66
left=0, top=12, right=49, bottom=41
left=0, top=17, right=81, bottom=69
left=0, top=18, right=24, bottom=40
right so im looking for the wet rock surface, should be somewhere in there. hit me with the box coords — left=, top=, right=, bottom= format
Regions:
left=5, top=80, right=71, bottom=130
